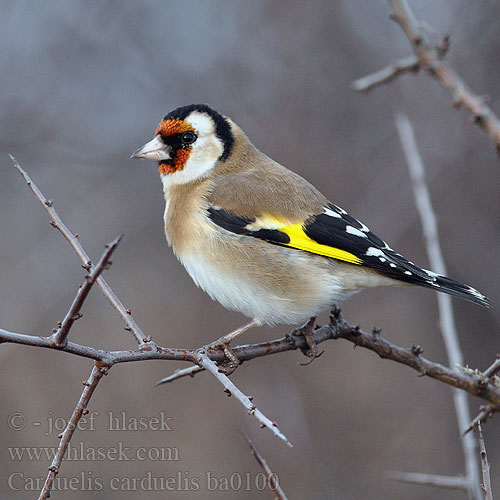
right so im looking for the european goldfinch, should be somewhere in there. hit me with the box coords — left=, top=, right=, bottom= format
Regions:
left=131, top=104, right=489, bottom=335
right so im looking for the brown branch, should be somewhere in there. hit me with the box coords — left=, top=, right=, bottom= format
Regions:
left=352, top=2, right=500, bottom=154
left=9, top=155, right=155, bottom=347
left=484, top=356, right=500, bottom=379
left=38, top=364, right=106, bottom=500
left=466, top=406, right=495, bottom=436
left=390, top=0, right=500, bottom=153
left=3, top=310, right=500, bottom=410
left=156, top=365, right=204, bottom=385
left=51, top=236, right=121, bottom=347
left=196, top=351, right=291, bottom=446
left=245, top=436, right=289, bottom=500
left=476, top=423, right=493, bottom=500
left=351, top=55, right=419, bottom=91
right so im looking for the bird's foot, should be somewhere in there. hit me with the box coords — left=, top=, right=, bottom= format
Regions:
left=203, top=339, right=240, bottom=375
left=203, top=320, right=258, bottom=375
left=292, top=316, right=324, bottom=365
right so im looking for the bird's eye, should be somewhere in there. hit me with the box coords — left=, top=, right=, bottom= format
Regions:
left=181, top=131, right=197, bottom=145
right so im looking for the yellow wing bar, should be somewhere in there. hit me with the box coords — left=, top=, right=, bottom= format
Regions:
left=279, top=223, right=362, bottom=265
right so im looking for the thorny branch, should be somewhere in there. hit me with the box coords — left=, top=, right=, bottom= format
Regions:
left=3, top=309, right=500, bottom=417
left=245, top=436, right=289, bottom=500
left=476, top=423, right=494, bottom=500
left=352, top=0, right=500, bottom=154
left=196, top=351, right=291, bottom=445
left=38, top=364, right=106, bottom=500
left=51, top=235, right=122, bottom=348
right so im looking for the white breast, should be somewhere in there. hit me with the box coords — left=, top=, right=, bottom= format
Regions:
left=177, top=246, right=351, bottom=326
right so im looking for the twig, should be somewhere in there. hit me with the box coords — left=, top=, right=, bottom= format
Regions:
left=465, top=406, right=495, bottom=436
left=395, top=113, right=480, bottom=499
left=155, top=365, right=205, bottom=386
left=51, top=236, right=122, bottom=347
left=245, top=436, right=289, bottom=500
left=484, top=356, right=500, bottom=379
left=38, top=364, right=106, bottom=500
left=9, top=155, right=154, bottom=347
left=196, top=351, right=291, bottom=446
left=388, top=0, right=500, bottom=153
left=352, top=55, right=419, bottom=91
left=388, top=471, right=469, bottom=490
left=476, top=423, right=493, bottom=500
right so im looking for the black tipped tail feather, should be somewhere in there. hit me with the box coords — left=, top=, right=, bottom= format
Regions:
left=392, top=267, right=490, bottom=307
left=424, top=273, right=490, bottom=307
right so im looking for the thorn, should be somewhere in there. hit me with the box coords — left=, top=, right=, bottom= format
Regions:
left=126, top=309, right=132, bottom=314
left=223, top=388, right=231, bottom=397
left=44, top=199, right=53, bottom=207
left=57, top=320, right=62, bottom=326
left=473, top=113, right=485, bottom=126
left=82, top=409, right=89, bottom=415
left=372, top=326, right=382, bottom=336
left=436, top=34, right=450, bottom=57
left=57, top=433, right=63, bottom=439
left=49, top=220, right=56, bottom=227
left=74, top=233, right=79, bottom=238
left=123, top=326, right=131, bottom=331
left=411, top=344, right=424, bottom=356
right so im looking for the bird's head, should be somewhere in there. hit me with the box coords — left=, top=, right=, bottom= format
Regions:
left=131, top=104, right=234, bottom=185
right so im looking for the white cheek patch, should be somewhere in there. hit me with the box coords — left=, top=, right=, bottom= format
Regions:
left=161, top=111, right=224, bottom=187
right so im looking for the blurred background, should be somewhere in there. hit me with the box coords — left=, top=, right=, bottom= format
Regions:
left=1, top=1, right=499, bottom=498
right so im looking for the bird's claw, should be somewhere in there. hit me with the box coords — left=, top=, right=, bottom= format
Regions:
left=292, top=316, right=322, bottom=365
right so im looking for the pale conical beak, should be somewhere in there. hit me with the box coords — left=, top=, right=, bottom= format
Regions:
left=131, top=135, right=171, bottom=161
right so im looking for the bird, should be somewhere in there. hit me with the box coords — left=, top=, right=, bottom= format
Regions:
left=131, top=103, right=489, bottom=351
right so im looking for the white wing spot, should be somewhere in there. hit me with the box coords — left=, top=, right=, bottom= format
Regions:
left=379, top=257, right=386, bottom=262
left=324, top=208, right=341, bottom=218
left=404, top=271, right=412, bottom=275
left=346, top=225, right=368, bottom=238
left=365, top=247, right=385, bottom=257
left=389, top=263, right=397, bottom=268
